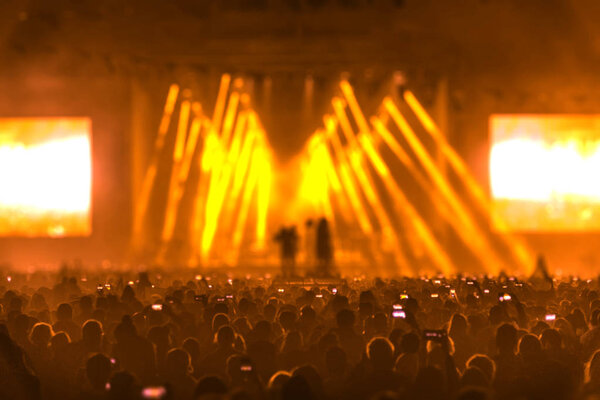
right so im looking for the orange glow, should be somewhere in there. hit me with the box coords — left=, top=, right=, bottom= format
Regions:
left=212, top=74, right=232, bottom=134
left=332, top=98, right=358, bottom=148
left=160, top=100, right=192, bottom=245
left=297, top=134, right=333, bottom=218
left=370, top=116, right=415, bottom=168
left=256, top=142, right=272, bottom=249
left=346, top=146, right=400, bottom=254
left=491, top=115, right=600, bottom=231
left=385, top=97, right=506, bottom=273
left=324, top=116, right=373, bottom=234
left=134, top=84, right=179, bottom=239
left=404, top=90, right=533, bottom=270
left=231, top=129, right=257, bottom=202
left=190, top=119, right=214, bottom=257
left=173, top=100, right=191, bottom=162
left=0, top=118, right=91, bottom=237
left=221, top=92, right=240, bottom=147
left=157, top=84, right=180, bottom=148
left=160, top=116, right=204, bottom=244
left=232, top=148, right=260, bottom=262
left=340, top=80, right=371, bottom=134
left=357, top=132, right=455, bottom=275
left=330, top=95, right=402, bottom=255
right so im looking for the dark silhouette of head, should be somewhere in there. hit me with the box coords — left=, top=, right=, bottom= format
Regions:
left=216, top=325, right=235, bottom=348
left=86, top=353, right=112, bottom=390
left=461, top=366, right=489, bottom=388
left=82, top=319, right=103, bottom=347
left=30, top=322, right=53, bottom=347
left=166, top=348, right=191, bottom=376
left=518, top=333, right=542, bottom=362
left=325, top=346, right=347, bottom=376
left=282, top=374, right=314, bottom=400
left=400, top=332, right=420, bottom=354
left=336, top=309, right=355, bottom=330
left=466, top=354, right=495, bottom=383
left=495, top=323, right=517, bottom=355
left=367, top=337, right=395, bottom=371
left=56, top=303, right=73, bottom=322
left=195, top=375, right=228, bottom=399
left=108, top=371, right=138, bottom=400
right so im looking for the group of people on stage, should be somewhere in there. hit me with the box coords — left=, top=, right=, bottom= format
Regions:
left=274, top=218, right=333, bottom=278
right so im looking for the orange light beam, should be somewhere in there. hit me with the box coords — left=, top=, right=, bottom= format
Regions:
left=346, top=145, right=412, bottom=275
left=323, top=119, right=393, bottom=276
left=340, top=80, right=371, bottom=135
left=219, top=114, right=252, bottom=235
left=255, top=143, right=272, bottom=250
left=179, top=107, right=205, bottom=184
left=189, top=119, right=215, bottom=265
left=159, top=100, right=191, bottom=246
left=314, top=141, right=336, bottom=222
left=323, top=117, right=374, bottom=235
left=212, top=74, right=232, bottom=134
left=133, top=84, right=179, bottom=240
left=318, top=129, right=353, bottom=224
left=332, top=98, right=359, bottom=148
left=340, top=78, right=407, bottom=235
left=160, top=113, right=204, bottom=245
left=220, top=92, right=240, bottom=148
left=384, top=97, right=505, bottom=274
left=370, top=115, right=452, bottom=219
left=339, top=82, right=405, bottom=246
left=211, top=110, right=251, bottom=245
left=301, top=135, right=325, bottom=217
left=231, top=126, right=257, bottom=202
left=201, top=89, right=241, bottom=260
left=341, top=79, right=421, bottom=265
left=373, top=113, right=498, bottom=266
left=232, top=148, right=260, bottom=263
left=331, top=90, right=412, bottom=273
left=357, top=132, right=455, bottom=275
left=403, top=90, right=533, bottom=270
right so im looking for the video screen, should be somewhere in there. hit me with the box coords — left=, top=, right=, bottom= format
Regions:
left=0, top=118, right=92, bottom=237
left=490, top=115, right=600, bottom=231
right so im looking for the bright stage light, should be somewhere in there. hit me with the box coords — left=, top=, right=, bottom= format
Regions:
left=490, top=115, right=600, bottom=231
left=0, top=118, right=92, bottom=237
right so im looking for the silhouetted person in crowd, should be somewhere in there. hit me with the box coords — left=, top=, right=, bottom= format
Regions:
left=112, top=315, right=155, bottom=384
left=53, top=303, right=80, bottom=342
left=82, top=353, right=112, bottom=400
left=163, top=348, right=197, bottom=400
left=0, top=263, right=598, bottom=400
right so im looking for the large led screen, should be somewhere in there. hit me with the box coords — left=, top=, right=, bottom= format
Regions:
left=0, top=118, right=92, bottom=237
left=490, top=115, right=600, bottom=231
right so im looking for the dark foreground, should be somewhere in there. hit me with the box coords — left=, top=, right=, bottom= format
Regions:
left=0, top=268, right=598, bottom=400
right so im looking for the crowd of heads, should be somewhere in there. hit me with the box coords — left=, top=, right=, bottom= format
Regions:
left=0, top=267, right=599, bottom=400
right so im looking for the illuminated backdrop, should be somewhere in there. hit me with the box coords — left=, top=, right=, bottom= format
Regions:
left=490, top=115, right=600, bottom=231
left=0, top=118, right=92, bottom=237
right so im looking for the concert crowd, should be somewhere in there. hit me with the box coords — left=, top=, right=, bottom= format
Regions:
left=0, top=265, right=598, bottom=400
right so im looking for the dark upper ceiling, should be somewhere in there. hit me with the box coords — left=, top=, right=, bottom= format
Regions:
left=0, top=0, right=598, bottom=79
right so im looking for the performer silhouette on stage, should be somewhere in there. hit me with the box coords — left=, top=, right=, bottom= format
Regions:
left=274, top=226, right=298, bottom=278
left=315, top=217, right=334, bottom=277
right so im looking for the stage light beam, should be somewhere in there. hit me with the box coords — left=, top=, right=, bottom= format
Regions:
left=160, top=114, right=203, bottom=246
left=160, top=100, right=192, bottom=246
left=133, top=84, right=179, bottom=243
left=384, top=97, right=505, bottom=274
left=323, top=120, right=374, bottom=235
left=404, top=90, right=533, bottom=271
left=357, top=132, right=455, bottom=275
